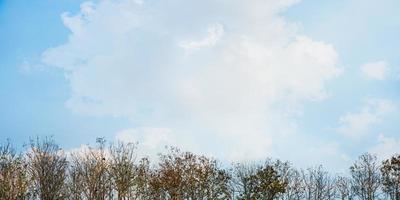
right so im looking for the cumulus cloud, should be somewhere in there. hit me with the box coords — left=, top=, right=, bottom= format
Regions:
left=360, top=60, right=388, bottom=80
left=42, top=0, right=340, bottom=161
left=338, top=98, right=396, bottom=138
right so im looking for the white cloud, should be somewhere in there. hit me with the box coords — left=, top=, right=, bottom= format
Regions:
left=179, top=23, right=225, bottom=51
left=42, top=0, right=340, bottom=162
left=370, top=134, right=400, bottom=160
left=117, top=128, right=175, bottom=149
left=301, top=142, right=351, bottom=173
left=66, top=144, right=112, bottom=162
left=360, top=60, right=388, bottom=80
left=66, top=144, right=91, bottom=157
left=338, top=98, right=396, bottom=138
left=269, top=131, right=352, bottom=173
left=116, top=127, right=180, bottom=160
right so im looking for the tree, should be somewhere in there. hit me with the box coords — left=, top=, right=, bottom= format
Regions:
left=4, top=136, right=400, bottom=199
left=150, top=147, right=231, bottom=200
left=350, top=153, right=381, bottom=200
left=69, top=138, right=113, bottom=200
left=109, top=141, right=139, bottom=200
left=336, top=176, right=354, bottom=200
left=231, top=162, right=258, bottom=199
left=278, top=167, right=304, bottom=200
left=135, top=157, right=153, bottom=199
left=232, top=160, right=287, bottom=200
left=302, top=166, right=336, bottom=200
left=247, top=165, right=287, bottom=200
left=381, top=154, right=400, bottom=200
left=0, top=140, right=31, bottom=200
left=27, top=137, right=68, bottom=200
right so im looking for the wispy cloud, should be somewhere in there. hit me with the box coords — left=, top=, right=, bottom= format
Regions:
left=338, top=98, right=396, bottom=138
left=370, top=133, right=400, bottom=160
left=360, top=61, right=389, bottom=80
left=179, top=23, right=224, bottom=51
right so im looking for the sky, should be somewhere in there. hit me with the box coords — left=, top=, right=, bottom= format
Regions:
left=1, top=0, right=400, bottom=173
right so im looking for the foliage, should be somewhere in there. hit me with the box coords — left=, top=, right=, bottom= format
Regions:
left=381, top=155, right=400, bottom=200
left=232, top=161, right=287, bottom=200
left=1, top=137, right=399, bottom=200
left=150, top=147, right=231, bottom=199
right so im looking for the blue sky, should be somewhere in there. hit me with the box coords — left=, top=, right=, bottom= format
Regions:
left=1, top=0, right=399, bottom=172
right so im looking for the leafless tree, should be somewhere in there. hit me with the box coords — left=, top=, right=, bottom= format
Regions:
left=336, top=175, right=354, bottom=200
left=350, top=153, right=382, bottom=200
left=27, top=137, right=68, bottom=200
left=278, top=167, right=304, bottom=200
left=303, top=166, right=336, bottom=200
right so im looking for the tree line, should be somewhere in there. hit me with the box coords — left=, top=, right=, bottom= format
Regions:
left=0, top=137, right=399, bottom=200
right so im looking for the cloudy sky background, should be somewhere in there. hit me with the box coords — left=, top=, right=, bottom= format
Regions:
left=1, top=0, right=400, bottom=172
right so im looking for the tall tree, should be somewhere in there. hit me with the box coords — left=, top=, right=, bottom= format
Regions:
left=109, top=141, right=138, bottom=200
left=69, top=138, right=113, bottom=200
left=27, top=137, right=68, bottom=200
left=278, top=167, right=304, bottom=200
left=231, top=162, right=258, bottom=199
left=150, top=147, right=231, bottom=200
left=0, top=140, right=31, bottom=200
left=135, top=157, right=153, bottom=199
left=232, top=161, right=287, bottom=200
left=381, top=154, right=400, bottom=200
left=336, top=176, right=354, bottom=200
left=350, top=153, right=381, bottom=200
left=303, top=166, right=336, bottom=200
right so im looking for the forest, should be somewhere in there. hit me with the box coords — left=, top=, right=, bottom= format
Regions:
left=0, top=137, right=399, bottom=200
